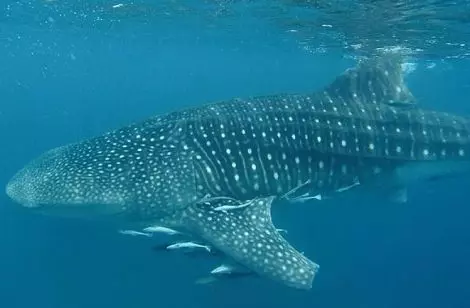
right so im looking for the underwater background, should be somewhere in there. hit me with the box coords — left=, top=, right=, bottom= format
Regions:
left=1, top=1, right=470, bottom=307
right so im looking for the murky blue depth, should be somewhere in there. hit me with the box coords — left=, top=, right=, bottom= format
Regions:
left=1, top=1, right=470, bottom=308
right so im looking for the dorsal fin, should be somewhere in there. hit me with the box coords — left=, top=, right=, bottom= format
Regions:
left=325, top=55, right=415, bottom=106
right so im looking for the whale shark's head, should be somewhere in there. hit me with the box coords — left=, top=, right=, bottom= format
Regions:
left=6, top=144, right=133, bottom=218
left=6, top=123, right=197, bottom=219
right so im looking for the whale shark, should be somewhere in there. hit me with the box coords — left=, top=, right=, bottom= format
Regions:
left=5, top=55, right=470, bottom=290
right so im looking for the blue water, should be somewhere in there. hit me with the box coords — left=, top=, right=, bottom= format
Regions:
left=1, top=1, right=470, bottom=307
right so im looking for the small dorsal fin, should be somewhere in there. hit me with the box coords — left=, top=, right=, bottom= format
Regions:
left=325, top=54, right=415, bottom=106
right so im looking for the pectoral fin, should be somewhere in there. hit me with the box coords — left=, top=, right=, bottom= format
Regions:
left=182, top=196, right=319, bottom=290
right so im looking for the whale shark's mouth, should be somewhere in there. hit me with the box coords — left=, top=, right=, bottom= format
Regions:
left=18, top=202, right=127, bottom=220
left=22, top=201, right=41, bottom=209
left=5, top=178, right=38, bottom=208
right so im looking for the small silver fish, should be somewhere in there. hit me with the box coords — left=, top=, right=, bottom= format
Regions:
left=213, top=201, right=252, bottom=212
left=209, top=263, right=253, bottom=278
left=210, top=264, right=239, bottom=275
left=276, top=228, right=288, bottom=234
left=289, top=193, right=322, bottom=203
left=166, top=242, right=211, bottom=253
left=118, top=230, right=153, bottom=237
left=143, top=225, right=182, bottom=236
left=336, top=181, right=360, bottom=193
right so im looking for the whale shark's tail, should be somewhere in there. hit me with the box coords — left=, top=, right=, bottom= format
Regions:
left=326, top=54, right=416, bottom=106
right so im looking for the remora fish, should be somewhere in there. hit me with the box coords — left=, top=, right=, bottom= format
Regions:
left=5, top=55, right=470, bottom=290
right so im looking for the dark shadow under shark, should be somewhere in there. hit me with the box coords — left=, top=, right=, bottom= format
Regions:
left=5, top=54, right=470, bottom=290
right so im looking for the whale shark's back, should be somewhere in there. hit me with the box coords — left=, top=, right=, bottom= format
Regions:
left=131, top=56, right=468, bottom=164
left=146, top=57, right=469, bottom=164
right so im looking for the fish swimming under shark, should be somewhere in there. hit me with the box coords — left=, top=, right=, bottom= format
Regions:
left=5, top=55, right=470, bottom=290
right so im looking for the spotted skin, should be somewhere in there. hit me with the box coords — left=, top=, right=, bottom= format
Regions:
left=183, top=72, right=469, bottom=201
left=6, top=121, right=197, bottom=218
left=182, top=196, right=319, bottom=289
left=5, top=56, right=470, bottom=289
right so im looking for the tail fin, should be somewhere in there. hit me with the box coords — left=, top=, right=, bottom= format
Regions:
left=325, top=54, right=415, bottom=106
